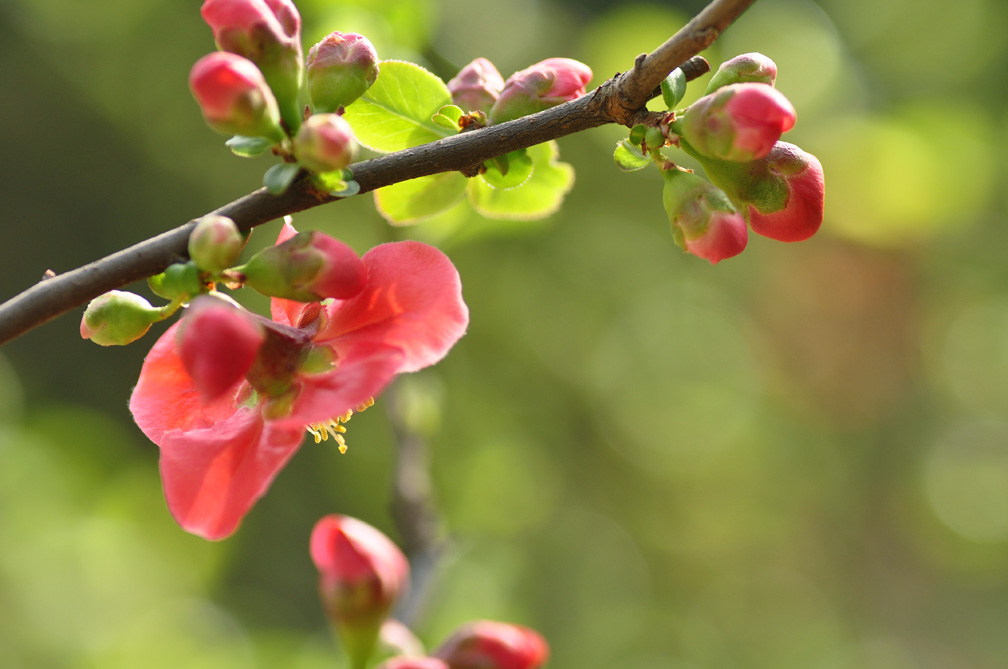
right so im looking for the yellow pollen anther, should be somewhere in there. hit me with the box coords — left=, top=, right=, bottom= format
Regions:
left=305, top=397, right=374, bottom=454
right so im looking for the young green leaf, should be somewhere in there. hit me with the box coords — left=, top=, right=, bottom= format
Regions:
left=467, top=141, right=574, bottom=220
left=263, top=163, right=301, bottom=194
left=342, top=60, right=454, bottom=153
left=226, top=135, right=275, bottom=158
left=628, top=124, right=647, bottom=146
left=481, top=149, right=533, bottom=189
left=374, top=172, right=469, bottom=225
left=661, top=68, right=687, bottom=109
left=613, top=140, right=651, bottom=172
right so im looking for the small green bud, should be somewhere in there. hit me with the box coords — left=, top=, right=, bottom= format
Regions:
left=80, top=291, right=163, bottom=346
left=148, top=261, right=203, bottom=301
left=189, top=215, right=245, bottom=273
left=239, top=230, right=366, bottom=301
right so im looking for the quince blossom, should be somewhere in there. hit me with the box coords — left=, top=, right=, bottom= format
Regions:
left=130, top=222, right=468, bottom=540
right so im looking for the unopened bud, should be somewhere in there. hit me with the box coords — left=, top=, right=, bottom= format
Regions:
left=697, top=141, right=824, bottom=242
left=80, top=291, right=163, bottom=346
left=488, top=58, right=592, bottom=124
left=306, top=32, right=380, bottom=113
left=189, top=215, right=245, bottom=273
left=432, top=620, right=549, bottom=669
left=293, top=113, right=358, bottom=173
left=189, top=52, right=285, bottom=141
left=706, top=52, right=778, bottom=93
left=240, top=230, right=367, bottom=301
left=177, top=297, right=264, bottom=401
left=200, top=0, right=303, bottom=129
left=678, top=83, right=795, bottom=162
left=448, top=58, right=505, bottom=114
left=311, top=515, right=410, bottom=668
left=376, top=659, right=449, bottom=669
left=149, top=262, right=204, bottom=301
left=662, top=167, right=748, bottom=264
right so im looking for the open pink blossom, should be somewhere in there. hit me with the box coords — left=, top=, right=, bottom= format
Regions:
left=130, top=222, right=468, bottom=540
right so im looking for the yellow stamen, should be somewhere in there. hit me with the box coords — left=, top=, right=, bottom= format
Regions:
left=305, top=397, right=374, bottom=454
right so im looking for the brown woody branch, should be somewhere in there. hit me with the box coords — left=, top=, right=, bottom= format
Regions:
left=0, top=0, right=755, bottom=346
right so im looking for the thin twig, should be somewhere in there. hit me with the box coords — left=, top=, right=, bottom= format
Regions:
left=0, top=0, right=755, bottom=346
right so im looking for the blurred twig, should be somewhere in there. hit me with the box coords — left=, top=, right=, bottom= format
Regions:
left=384, top=381, right=449, bottom=628
left=0, top=0, right=755, bottom=346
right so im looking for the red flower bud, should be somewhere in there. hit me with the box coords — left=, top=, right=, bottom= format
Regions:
left=694, top=141, right=825, bottom=242
left=311, top=515, right=410, bottom=667
left=80, top=291, right=163, bottom=346
left=488, top=58, right=592, bottom=124
left=200, top=0, right=304, bottom=130
left=239, top=229, right=367, bottom=301
left=189, top=215, right=246, bottom=273
left=376, top=658, right=450, bottom=669
left=177, top=297, right=264, bottom=401
left=678, top=83, right=795, bottom=162
left=662, top=167, right=748, bottom=264
left=189, top=52, right=284, bottom=141
left=306, top=32, right=380, bottom=113
left=706, top=52, right=778, bottom=93
left=432, top=620, right=549, bottom=669
left=448, top=58, right=505, bottom=114
left=293, top=113, right=359, bottom=173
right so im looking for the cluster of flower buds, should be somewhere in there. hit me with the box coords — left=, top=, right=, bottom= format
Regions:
left=311, top=515, right=548, bottom=669
left=636, top=52, right=824, bottom=263
left=189, top=0, right=382, bottom=193
left=448, top=56, right=592, bottom=124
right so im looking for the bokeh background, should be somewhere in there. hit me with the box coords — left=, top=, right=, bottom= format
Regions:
left=2, top=0, right=1008, bottom=666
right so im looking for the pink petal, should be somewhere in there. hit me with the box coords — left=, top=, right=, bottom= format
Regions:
left=158, top=409, right=304, bottom=540
left=270, top=219, right=311, bottom=326
left=277, top=341, right=404, bottom=429
left=130, top=322, right=249, bottom=443
left=317, top=241, right=469, bottom=373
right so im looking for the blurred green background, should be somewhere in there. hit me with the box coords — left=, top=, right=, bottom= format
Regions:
left=2, top=0, right=1008, bottom=666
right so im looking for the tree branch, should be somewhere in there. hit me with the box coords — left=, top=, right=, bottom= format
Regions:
left=0, top=0, right=755, bottom=346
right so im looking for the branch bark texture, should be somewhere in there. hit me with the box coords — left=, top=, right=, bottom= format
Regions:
left=0, top=0, right=755, bottom=346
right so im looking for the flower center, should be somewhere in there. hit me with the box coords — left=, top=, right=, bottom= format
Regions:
left=306, top=397, right=375, bottom=454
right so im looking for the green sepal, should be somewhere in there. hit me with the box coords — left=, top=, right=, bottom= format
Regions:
left=661, top=68, right=687, bottom=109
left=613, top=140, right=650, bottom=172
left=226, top=135, right=276, bottom=158
left=148, top=261, right=204, bottom=300
left=263, top=163, right=302, bottom=194
left=481, top=150, right=533, bottom=189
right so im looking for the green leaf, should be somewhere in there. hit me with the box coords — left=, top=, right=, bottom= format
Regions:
left=227, top=135, right=275, bottom=157
left=374, top=172, right=469, bottom=225
left=467, top=141, right=574, bottom=220
left=661, top=68, right=687, bottom=109
left=481, top=149, right=534, bottom=189
left=263, top=163, right=301, bottom=194
left=342, top=60, right=453, bottom=153
left=331, top=180, right=360, bottom=197
left=613, top=140, right=651, bottom=172
left=431, top=104, right=465, bottom=131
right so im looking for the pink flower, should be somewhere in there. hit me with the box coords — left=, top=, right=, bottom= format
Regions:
left=432, top=620, right=549, bottom=669
left=679, top=83, right=796, bottom=162
left=129, top=222, right=469, bottom=540
left=697, top=141, right=825, bottom=243
left=448, top=58, right=505, bottom=114
left=311, top=515, right=411, bottom=664
left=189, top=51, right=284, bottom=140
left=662, top=167, right=748, bottom=264
left=489, top=58, right=592, bottom=124
left=200, top=0, right=304, bottom=128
